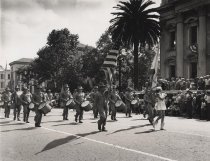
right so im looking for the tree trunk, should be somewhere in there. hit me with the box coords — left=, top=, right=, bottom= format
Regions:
left=133, top=40, right=139, bottom=90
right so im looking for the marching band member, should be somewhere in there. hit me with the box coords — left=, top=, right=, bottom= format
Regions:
left=20, top=87, right=32, bottom=123
left=108, top=85, right=121, bottom=121
left=95, top=83, right=108, bottom=131
left=144, top=87, right=156, bottom=125
left=124, top=87, right=133, bottom=117
left=60, top=84, right=73, bottom=120
left=153, top=87, right=167, bottom=130
left=47, top=89, right=54, bottom=101
left=74, top=86, right=85, bottom=123
left=32, top=85, right=46, bottom=127
left=11, top=86, right=22, bottom=121
left=133, top=93, right=140, bottom=115
left=2, top=87, right=12, bottom=118
left=89, top=86, right=99, bottom=118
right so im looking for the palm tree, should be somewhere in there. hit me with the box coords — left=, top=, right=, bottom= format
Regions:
left=109, top=0, right=160, bottom=89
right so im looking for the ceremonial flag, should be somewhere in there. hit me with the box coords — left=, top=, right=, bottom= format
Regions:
left=101, top=50, right=118, bottom=85
left=150, top=45, right=159, bottom=88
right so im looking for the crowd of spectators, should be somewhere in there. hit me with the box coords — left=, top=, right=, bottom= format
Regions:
left=157, top=75, right=210, bottom=91
left=153, top=75, right=210, bottom=121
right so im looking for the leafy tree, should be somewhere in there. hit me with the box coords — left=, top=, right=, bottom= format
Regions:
left=21, top=28, right=80, bottom=92
left=109, top=0, right=160, bottom=89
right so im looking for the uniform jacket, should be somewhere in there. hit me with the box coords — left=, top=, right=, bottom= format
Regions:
left=20, top=92, right=32, bottom=105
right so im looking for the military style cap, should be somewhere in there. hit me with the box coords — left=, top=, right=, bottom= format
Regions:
left=36, top=85, right=43, bottom=89
left=77, top=86, right=83, bottom=90
left=94, top=86, right=98, bottom=89
left=64, top=84, right=69, bottom=88
left=23, top=86, right=28, bottom=91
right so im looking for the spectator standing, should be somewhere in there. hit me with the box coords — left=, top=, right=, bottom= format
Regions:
left=204, top=90, right=210, bottom=121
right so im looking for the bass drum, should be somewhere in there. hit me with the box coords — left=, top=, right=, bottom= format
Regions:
left=41, top=103, right=52, bottom=114
left=81, top=101, right=92, bottom=111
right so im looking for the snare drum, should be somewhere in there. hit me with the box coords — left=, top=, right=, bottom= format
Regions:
left=38, top=102, right=46, bottom=110
left=81, top=101, right=92, bottom=111
left=38, top=102, right=52, bottom=114
left=29, top=102, right=35, bottom=110
left=115, top=100, right=122, bottom=107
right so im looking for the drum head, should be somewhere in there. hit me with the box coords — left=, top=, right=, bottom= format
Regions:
left=38, top=102, right=46, bottom=109
left=131, top=100, right=138, bottom=105
left=29, top=103, right=34, bottom=109
left=115, top=101, right=122, bottom=107
left=66, top=99, right=72, bottom=106
left=81, top=101, right=89, bottom=107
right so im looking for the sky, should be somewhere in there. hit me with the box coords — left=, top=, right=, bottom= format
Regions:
left=0, top=0, right=161, bottom=68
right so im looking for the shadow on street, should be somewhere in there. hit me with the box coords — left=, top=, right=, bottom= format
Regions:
left=35, top=131, right=100, bottom=155
left=1, top=127, right=37, bottom=132
left=107, top=124, right=151, bottom=135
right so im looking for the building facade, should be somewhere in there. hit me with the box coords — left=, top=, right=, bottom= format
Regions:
left=9, top=58, right=33, bottom=90
left=0, top=65, right=11, bottom=93
left=159, top=0, right=210, bottom=79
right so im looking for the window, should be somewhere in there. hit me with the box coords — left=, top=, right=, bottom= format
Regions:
left=8, top=74, right=10, bottom=79
left=170, top=31, right=176, bottom=49
left=1, top=82, right=4, bottom=88
left=190, top=26, right=197, bottom=45
left=1, top=74, right=4, bottom=79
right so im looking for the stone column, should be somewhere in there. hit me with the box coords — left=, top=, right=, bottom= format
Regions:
left=198, top=8, right=207, bottom=77
left=176, top=14, right=184, bottom=77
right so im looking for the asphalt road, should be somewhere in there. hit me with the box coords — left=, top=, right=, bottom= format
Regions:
left=0, top=108, right=210, bottom=161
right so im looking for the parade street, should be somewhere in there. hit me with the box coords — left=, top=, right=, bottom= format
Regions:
left=0, top=109, right=209, bottom=161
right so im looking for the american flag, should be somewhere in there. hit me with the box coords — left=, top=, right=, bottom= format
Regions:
left=101, top=50, right=118, bottom=85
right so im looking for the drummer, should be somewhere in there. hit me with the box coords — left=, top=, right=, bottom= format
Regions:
left=74, top=86, right=85, bottom=123
left=108, top=85, right=121, bottom=121
left=60, top=84, right=73, bottom=120
left=144, top=87, right=156, bottom=125
left=47, top=89, right=54, bottom=101
left=89, top=86, right=99, bottom=118
left=32, top=85, right=46, bottom=127
left=124, top=87, right=133, bottom=117
left=133, top=93, right=140, bottom=115
left=20, top=87, right=32, bottom=123
left=11, top=86, right=22, bottom=121
left=95, top=82, right=108, bottom=131
left=1, top=87, right=12, bottom=118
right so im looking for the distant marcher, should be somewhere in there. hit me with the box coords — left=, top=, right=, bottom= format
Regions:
left=2, top=87, right=12, bottom=118
left=95, top=83, right=108, bottom=131
left=109, top=85, right=121, bottom=120
left=144, top=88, right=156, bottom=125
left=20, top=87, right=32, bottom=123
left=74, top=86, right=85, bottom=123
left=60, top=84, right=73, bottom=120
left=32, top=85, right=46, bottom=127
left=124, top=87, right=133, bottom=117
left=11, top=86, right=22, bottom=121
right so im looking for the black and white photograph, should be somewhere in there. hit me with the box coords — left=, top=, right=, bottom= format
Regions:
left=0, top=0, right=210, bottom=161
